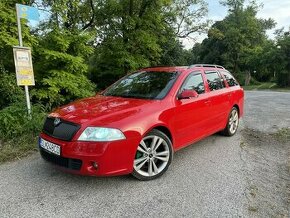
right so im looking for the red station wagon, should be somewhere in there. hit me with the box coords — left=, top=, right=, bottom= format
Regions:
left=39, top=64, right=244, bottom=180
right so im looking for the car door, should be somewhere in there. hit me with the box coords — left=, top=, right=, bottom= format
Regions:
left=204, top=70, right=231, bottom=132
left=174, top=71, right=212, bottom=149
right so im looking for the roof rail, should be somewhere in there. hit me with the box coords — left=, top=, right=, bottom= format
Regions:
left=141, top=65, right=188, bottom=69
left=188, top=64, right=225, bottom=69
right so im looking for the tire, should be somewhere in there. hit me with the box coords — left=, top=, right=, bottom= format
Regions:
left=221, top=107, right=239, bottom=136
left=132, top=129, right=173, bottom=181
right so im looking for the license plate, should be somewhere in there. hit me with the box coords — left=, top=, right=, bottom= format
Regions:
left=39, top=138, right=61, bottom=156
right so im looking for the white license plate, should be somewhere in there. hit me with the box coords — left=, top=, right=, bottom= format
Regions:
left=40, top=138, right=61, bottom=156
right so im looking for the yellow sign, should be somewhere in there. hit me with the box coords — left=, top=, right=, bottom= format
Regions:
left=13, top=47, right=35, bottom=86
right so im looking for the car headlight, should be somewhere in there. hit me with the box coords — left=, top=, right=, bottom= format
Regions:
left=78, top=127, right=126, bottom=142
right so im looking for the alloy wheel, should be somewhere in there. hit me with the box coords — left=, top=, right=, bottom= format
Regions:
left=229, top=108, right=239, bottom=134
left=133, top=130, right=172, bottom=180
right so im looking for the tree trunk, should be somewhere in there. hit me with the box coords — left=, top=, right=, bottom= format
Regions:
left=245, top=71, right=251, bottom=86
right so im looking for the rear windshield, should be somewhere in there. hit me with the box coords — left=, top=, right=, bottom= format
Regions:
left=103, top=71, right=178, bottom=99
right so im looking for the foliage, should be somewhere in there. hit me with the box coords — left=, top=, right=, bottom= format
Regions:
left=39, top=0, right=97, bottom=31
left=159, top=38, right=192, bottom=66
left=0, top=0, right=38, bottom=111
left=192, top=0, right=275, bottom=77
left=0, top=68, right=24, bottom=109
left=32, top=29, right=96, bottom=108
left=0, top=0, right=37, bottom=72
left=89, top=0, right=170, bottom=88
left=164, top=0, right=209, bottom=38
left=0, top=102, right=46, bottom=139
left=274, top=30, right=290, bottom=87
left=87, top=0, right=208, bottom=89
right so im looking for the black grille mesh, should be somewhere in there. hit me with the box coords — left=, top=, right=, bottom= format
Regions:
left=42, top=117, right=80, bottom=141
left=40, top=148, right=82, bottom=170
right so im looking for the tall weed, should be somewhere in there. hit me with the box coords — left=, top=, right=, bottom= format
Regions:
left=0, top=103, right=46, bottom=140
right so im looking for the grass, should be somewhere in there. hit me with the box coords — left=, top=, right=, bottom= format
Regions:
left=243, top=82, right=290, bottom=91
left=273, top=128, right=290, bottom=142
left=0, top=135, right=38, bottom=163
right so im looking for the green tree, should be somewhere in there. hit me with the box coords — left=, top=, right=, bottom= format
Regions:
left=25, top=0, right=98, bottom=108
left=164, top=0, right=209, bottom=38
left=159, top=38, right=192, bottom=66
left=193, top=0, right=275, bottom=79
left=0, top=0, right=38, bottom=109
left=88, top=0, right=208, bottom=88
left=32, top=29, right=95, bottom=108
left=274, top=29, right=290, bottom=87
left=0, top=0, right=37, bottom=71
left=90, top=0, right=171, bottom=89
left=38, top=0, right=97, bottom=31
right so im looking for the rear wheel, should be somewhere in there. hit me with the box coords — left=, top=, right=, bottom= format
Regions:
left=222, top=107, right=239, bottom=136
left=132, top=129, right=173, bottom=181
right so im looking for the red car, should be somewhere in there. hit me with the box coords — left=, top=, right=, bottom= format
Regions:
left=39, top=64, right=244, bottom=180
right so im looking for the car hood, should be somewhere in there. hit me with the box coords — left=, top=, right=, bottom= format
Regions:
left=49, top=95, right=157, bottom=126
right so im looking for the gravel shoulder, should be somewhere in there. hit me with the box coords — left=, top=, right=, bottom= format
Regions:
left=240, top=128, right=290, bottom=217
left=241, top=91, right=290, bottom=217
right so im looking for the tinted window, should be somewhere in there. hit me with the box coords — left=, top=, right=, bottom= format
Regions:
left=205, top=71, right=225, bottom=91
left=180, top=73, right=205, bottom=94
left=103, top=71, right=178, bottom=99
left=221, top=70, right=239, bottom=87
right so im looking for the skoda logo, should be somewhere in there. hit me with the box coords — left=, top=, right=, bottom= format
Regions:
left=54, top=118, right=61, bottom=126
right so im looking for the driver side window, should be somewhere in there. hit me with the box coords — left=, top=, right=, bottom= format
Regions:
left=181, top=72, right=205, bottom=94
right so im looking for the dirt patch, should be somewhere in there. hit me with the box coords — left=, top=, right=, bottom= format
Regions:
left=240, top=128, right=290, bottom=217
left=0, top=136, right=38, bottom=163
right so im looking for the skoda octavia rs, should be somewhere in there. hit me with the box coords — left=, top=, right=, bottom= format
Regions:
left=39, top=64, right=244, bottom=180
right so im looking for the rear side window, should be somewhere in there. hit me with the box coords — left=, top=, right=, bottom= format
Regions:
left=181, top=73, right=205, bottom=94
left=221, top=70, right=239, bottom=87
left=205, top=71, right=225, bottom=91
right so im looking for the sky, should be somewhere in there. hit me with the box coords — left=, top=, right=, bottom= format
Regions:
left=182, top=0, right=290, bottom=49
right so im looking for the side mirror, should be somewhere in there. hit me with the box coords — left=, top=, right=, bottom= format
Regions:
left=178, top=89, right=199, bottom=99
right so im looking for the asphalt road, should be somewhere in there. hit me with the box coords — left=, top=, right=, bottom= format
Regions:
left=243, top=90, right=290, bottom=133
left=0, top=91, right=289, bottom=218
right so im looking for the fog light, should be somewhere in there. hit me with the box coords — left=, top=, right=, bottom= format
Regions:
left=92, top=162, right=98, bottom=169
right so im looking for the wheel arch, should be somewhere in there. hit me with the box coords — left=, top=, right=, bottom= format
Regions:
left=153, top=126, right=173, bottom=142
left=145, top=124, right=174, bottom=146
left=233, top=104, right=240, bottom=117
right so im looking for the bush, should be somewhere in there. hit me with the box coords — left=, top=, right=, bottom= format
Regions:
left=234, top=72, right=261, bottom=86
left=0, top=69, right=24, bottom=110
left=249, top=77, right=261, bottom=85
left=276, top=71, right=290, bottom=87
left=0, top=102, right=46, bottom=140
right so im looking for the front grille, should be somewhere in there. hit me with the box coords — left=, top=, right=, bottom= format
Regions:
left=40, top=148, right=82, bottom=170
left=42, top=117, right=80, bottom=141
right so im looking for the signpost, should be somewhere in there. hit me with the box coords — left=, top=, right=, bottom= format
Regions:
left=13, top=47, right=35, bottom=86
left=15, top=3, right=39, bottom=116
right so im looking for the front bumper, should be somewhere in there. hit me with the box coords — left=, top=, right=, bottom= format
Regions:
left=39, top=132, right=141, bottom=176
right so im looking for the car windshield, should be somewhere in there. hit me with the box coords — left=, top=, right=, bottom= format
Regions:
left=103, top=71, right=178, bottom=99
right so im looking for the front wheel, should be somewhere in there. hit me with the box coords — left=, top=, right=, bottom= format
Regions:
left=222, top=107, right=239, bottom=136
left=132, top=129, right=173, bottom=181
